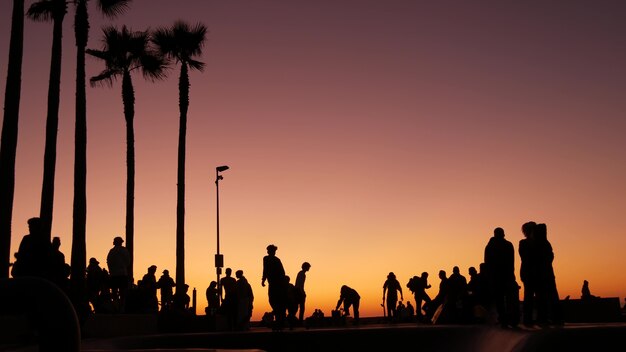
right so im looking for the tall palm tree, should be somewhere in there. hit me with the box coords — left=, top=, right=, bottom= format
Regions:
left=153, top=21, right=207, bottom=292
left=70, top=0, right=130, bottom=320
left=26, top=0, right=68, bottom=241
left=87, top=25, right=166, bottom=283
left=0, top=0, right=25, bottom=279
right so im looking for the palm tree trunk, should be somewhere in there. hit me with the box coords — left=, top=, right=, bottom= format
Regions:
left=71, top=0, right=88, bottom=321
left=0, top=0, right=25, bottom=279
left=39, top=8, right=66, bottom=241
left=122, top=71, right=135, bottom=283
left=175, top=63, right=190, bottom=291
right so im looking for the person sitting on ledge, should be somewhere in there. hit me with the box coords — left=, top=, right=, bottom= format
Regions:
left=581, top=280, right=598, bottom=300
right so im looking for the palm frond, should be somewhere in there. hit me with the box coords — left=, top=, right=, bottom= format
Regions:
left=138, top=53, right=168, bottom=82
left=85, top=48, right=108, bottom=60
left=153, top=20, right=207, bottom=71
left=187, top=59, right=205, bottom=72
left=26, top=1, right=54, bottom=22
left=89, top=70, right=117, bottom=88
left=98, top=0, right=131, bottom=18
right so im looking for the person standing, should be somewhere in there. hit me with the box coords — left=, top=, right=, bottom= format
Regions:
left=426, top=269, right=449, bottom=323
left=107, top=236, right=131, bottom=312
left=141, top=265, right=159, bottom=313
left=86, top=257, right=106, bottom=312
left=484, top=227, right=519, bottom=328
left=534, top=223, right=563, bottom=326
left=235, top=269, right=254, bottom=331
left=519, top=221, right=537, bottom=326
left=49, top=236, right=71, bottom=292
left=157, top=269, right=176, bottom=311
left=383, top=272, right=403, bottom=322
left=261, top=244, right=288, bottom=331
left=294, top=261, right=311, bottom=323
left=205, top=281, right=220, bottom=316
left=220, top=267, right=238, bottom=330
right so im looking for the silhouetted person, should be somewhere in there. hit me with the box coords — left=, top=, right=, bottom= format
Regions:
left=336, top=285, right=360, bottom=324
left=49, top=236, right=71, bottom=292
left=484, top=227, right=519, bottom=328
left=86, top=257, right=107, bottom=313
left=262, top=244, right=288, bottom=331
left=285, top=275, right=298, bottom=328
left=408, top=272, right=431, bottom=322
left=107, top=236, right=131, bottom=313
left=205, top=281, right=220, bottom=316
left=383, top=272, right=403, bottom=322
left=534, top=223, right=563, bottom=326
left=140, top=265, right=158, bottom=313
left=396, top=300, right=406, bottom=320
left=426, top=269, right=449, bottom=322
left=405, top=300, right=415, bottom=321
left=12, top=217, right=50, bottom=279
left=172, top=283, right=191, bottom=313
left=294, top=261, right=311, bottom=323
left=98, top=269, right=114, bottom=313
left=519, top=221, right=538, bottom=326
left=447, top=265, right=468, bottom=323
left=466, top=266, right=485, bottom=322
left=157, top=269, right=176, bottom=311
left=581, top=280, right=596, bottom=300
left=235, top=270, right=254, bottom=331
left=220, top=267, right=238, bottom=330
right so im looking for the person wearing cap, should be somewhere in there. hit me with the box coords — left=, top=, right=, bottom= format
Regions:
left=157, top=269, right=176, bottom=311
left=262, top=244, right=288, bottom=330
left=295, top=261, right=311, bottom=323
left=107, top=236, right=131, bottom=312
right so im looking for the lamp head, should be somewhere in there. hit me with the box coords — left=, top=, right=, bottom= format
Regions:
left=216, top=165, right=229, bottom=172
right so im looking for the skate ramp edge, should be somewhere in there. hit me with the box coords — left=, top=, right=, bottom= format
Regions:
left=81, top=323, right=626, bottom=352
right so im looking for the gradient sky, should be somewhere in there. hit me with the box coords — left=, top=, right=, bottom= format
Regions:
left=1, top=0, right=626, bottom=321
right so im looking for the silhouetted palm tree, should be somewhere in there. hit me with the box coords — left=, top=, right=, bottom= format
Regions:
left=27, top=0, right=68, bottom=241
left=153, top=20, right=207, bottom=292
left=70, top=0, right=130, bottom=319
left=0, top=0, right=25, bottom=279
left=87, top=25, right=166, bottom=282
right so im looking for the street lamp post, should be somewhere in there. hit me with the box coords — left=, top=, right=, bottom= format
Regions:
left=215, top=165, right=229, bottom=303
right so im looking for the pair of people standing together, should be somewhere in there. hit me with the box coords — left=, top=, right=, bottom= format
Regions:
left=262, top=244, right=311, bottom=330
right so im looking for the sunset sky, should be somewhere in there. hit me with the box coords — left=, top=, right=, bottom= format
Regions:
left=1, top=0, right=625, bottom=321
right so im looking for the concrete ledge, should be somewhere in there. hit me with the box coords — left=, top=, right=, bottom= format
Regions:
left=561, top=297, right=622, bottom=323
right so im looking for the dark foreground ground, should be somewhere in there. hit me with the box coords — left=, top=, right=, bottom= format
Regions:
left=79, top=321, right=626, bottom=352
left=2, top=313, right=626, bottom=352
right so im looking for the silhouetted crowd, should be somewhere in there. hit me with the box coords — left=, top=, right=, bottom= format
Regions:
left=375, top=223, right=563, bottom=328
left=10, top=217, right=591, bottom=332
left=10, top=217, right=193, bottom=319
